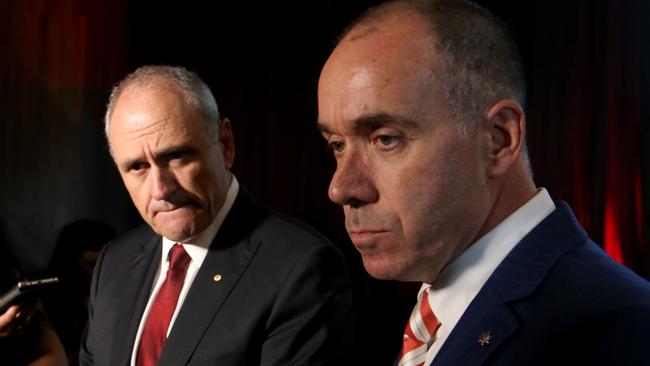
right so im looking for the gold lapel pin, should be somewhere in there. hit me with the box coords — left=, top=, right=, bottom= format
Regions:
left=213, top=274, right=222, bottom=282
left=478, top=331, right=492, bottom=346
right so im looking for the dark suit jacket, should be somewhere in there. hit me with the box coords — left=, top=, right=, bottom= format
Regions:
left=430, top=202, right=650, bottom=365
left=80, top=188, right=355, bottom=366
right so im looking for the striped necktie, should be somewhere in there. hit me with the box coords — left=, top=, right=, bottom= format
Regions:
left=398, top=288, right=440, bottom=366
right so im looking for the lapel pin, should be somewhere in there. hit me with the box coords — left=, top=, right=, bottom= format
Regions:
left=213, top=274, right=222, bottom=282
left=478, top=331, right=492, bottom=346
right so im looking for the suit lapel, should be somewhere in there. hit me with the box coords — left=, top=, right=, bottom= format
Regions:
left=431, top=202, right=587, bottom=365
left=157, top=188, right=267, bottom=366
left=110, top=231, right=162, bottom=366
left=430, top=284, right=519, bottom=366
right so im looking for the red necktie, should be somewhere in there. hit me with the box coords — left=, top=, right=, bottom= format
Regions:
left=137, top=244, right=191, bottom=366
left=398, top=288, right=440, bottom=366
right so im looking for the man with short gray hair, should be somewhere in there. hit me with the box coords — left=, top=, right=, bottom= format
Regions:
left=81, top=65, right=355, bottom=366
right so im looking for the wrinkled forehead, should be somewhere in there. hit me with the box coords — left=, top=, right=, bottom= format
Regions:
left=111, top=84, right=190, bottom=128
left=108, top=86, right=201, bottom=151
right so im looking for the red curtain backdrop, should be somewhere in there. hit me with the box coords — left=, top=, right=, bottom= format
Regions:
left=601, top=1, right=646, bottom=271
left=0, top=0, right=130, bottom=270
left=492, top=0, right=649, bottom=277
left=0, top=1, right=648, bottom=363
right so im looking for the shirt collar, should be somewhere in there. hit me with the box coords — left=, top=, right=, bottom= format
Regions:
left=424, top=188, right=555, bottom=335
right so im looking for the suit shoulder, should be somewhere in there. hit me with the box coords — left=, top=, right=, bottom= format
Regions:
left=101, top=224, right=157, bottom=257
left=551, top=239, right=650, bottom=307
left=253, top=209, right=335, bottom=249
left=242, top=209, right=347, bottom=276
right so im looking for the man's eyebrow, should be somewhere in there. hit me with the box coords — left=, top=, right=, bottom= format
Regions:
left=156, top=144, right=195, bottom=157
left=317, top=121, right=331, bottom=134
left=317, top=113, right=420, bottom=134
left=118, top=144, right=195, bottom=170
left=119, top=156, right=142, bottom=171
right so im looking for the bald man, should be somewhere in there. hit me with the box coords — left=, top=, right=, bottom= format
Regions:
left=317, top=1, right=650, bottom=365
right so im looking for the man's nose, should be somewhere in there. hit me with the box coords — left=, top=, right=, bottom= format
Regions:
left=150, top=166, right=178, bottom=201
left=328, top=152, right=378, bottom=208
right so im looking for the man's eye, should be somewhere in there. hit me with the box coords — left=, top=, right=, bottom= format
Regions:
left=372, top=135, right=401, bottom=150
left=128, top=162, right=148, bottom=173
left=168, top=151, right=184, bottom=160
left=167, top=149, right=195, bottom=164
left=327, top=140, right=345, bottom=153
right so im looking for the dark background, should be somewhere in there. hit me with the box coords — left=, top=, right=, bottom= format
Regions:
left=1, top=0, right=648, bottom=363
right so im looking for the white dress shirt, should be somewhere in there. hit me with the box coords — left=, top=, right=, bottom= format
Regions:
left=423, top=188, right=555, bottom=364
left=130, top=176, right=240, bottom=366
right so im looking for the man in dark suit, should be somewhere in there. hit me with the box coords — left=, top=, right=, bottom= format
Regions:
left=316, top=0, right=650, bottom=365
left=80, top=65, right=354, bottom=365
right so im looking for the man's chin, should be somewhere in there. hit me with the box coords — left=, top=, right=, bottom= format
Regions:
left=361, top=257, right=403, bottom=281
left=151, top=226, right=188, bottom=241
left=152, top=218, right=202, bottom=242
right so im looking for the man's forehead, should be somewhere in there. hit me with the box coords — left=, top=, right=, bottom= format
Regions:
left=110, top=86, right=191, bottom=132
left=319, top=47, right=442, bottom=122
left=109, top=106, right=197, bottom=160
left=328, top=23, right=437, bottom=87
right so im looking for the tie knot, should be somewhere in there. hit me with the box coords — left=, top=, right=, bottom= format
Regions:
left=168, top=244, right=191, bottom=271
left=420, top=287, right=431, bottom=310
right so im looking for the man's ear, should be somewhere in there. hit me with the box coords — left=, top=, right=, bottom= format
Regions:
left=218, top=117, right=235, bottom=170
left=484, top=99, right=526, bottom=178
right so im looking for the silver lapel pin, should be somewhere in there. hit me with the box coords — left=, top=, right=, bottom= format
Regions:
left=478, top=331, right=492, bottom=346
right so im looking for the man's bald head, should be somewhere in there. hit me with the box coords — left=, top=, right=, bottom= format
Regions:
left=339, top=0, right=526, bottom=137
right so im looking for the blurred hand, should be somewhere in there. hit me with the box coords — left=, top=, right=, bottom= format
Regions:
left=0, top=303, right=35, bottom=337
left=0, top=304, right=20, bottom=336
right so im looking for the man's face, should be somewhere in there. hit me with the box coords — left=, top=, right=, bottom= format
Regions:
left=318, top=14, right=492, bottom=283
left=108, top=84, right=234, bottom=242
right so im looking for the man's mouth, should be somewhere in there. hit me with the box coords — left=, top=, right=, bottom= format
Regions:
left=347, top=229, right=387, bottom=246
